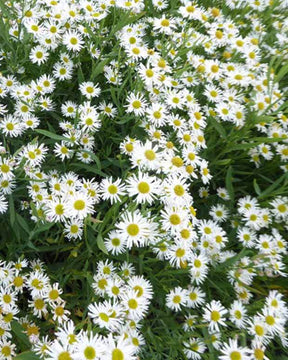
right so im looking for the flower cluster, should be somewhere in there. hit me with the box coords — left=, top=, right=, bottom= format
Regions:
left=0, top=0, right=287, bottom=358
left=0, top=259, right=152, bottom=359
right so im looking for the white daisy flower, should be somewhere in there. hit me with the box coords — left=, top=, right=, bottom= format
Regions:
left=63, top=30, right=84, bottom=52
left=125, top=93, right=147, bottom=116
left=203, top=300, right=228, bottom=333
left=166, top=286, right=188, bottom=311
left=67, top=192, right=95, bottom=220
left=100, top=177, right=126, bottom=203
left=102, top=334, right=136, bottom=360
left=116, top=211, right=153, bottom=249
left=126, top=172, right=161, bottom=204
left=219, top=339, right=251, bottom=360
left=79, top=81, right=101, bottom=99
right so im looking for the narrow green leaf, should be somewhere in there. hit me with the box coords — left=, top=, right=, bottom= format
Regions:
left=80, top=150, right=102, bottom=169
left=14, top=351, right=41, bottom=360
left=275, top=63, right=288, bottom=82
left=77, top=66, right=84, bottom=83
left=111, top=11, right=146, bottom=35
left=259, top=173, right=288, bottom=199
left=252, top=115, right=275, bottom=124
left=225, top=137, right=284, bottom=152
left=253, top=137, right=284, bottom=143
left=115, top=116, right=134, bottom=124
left=253, top=179, right=261, bottom=196
left=50, top=112, right=63, bottom=122
left=216, top=248, right=248, bottom=271
left=9, top=195, right=15, bottom=226
left=29, top=201, right=38, bottom=218
left=35, top=129, right=72, bottom=142
left=11, top=321, right=30, bottom=350
left=29, top=223, right=54, bottom=240
left=71, top=163, right=107, bottom=177
left=91, top=58, right=112, bottom=80
left=208, top=116, right=226, bottom=138
left=16, top=214, right=30, bottom=234
left=225, top=166, right=234, bottom=202
left=96, top=233, right=108, bottom=254
left=213, top=159, right=231, bottom=166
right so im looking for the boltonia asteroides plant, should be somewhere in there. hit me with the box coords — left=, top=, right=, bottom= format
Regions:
left=0, top=0, right=288, bottom=358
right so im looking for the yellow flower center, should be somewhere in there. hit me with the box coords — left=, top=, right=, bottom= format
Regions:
left=265, top=315, right=275, bottom=325
left=127, top=224, right=140, bottom=236
left=13, top=276, right=24, bottom=287
left=211, top=310, right=220, bottom=322
left=146, top=69, right=154, bottom=77
left=49, top=289, right=59, bottom=300
left=161, top=19, right=170, bottom=27
left=176, top=248, right=185, bottom=258
left=3, top=294, right=11, bottom=303
left=73, top=200, right=85, bottom=211
left=171, top=157, right=183, bottom=167
left=128, top=299, right=138, bottom=309
left=55, top=204, right=64, bottom=215
left=86, top=86, right=94, bottom=94
left=145, top=150, right=156, bottom=160
left=255, top=325, right=264, bottom=336
left=111, top=237, right=120, bottom=246
left=134, top=285, right=144, bottom=297
left=132, top=100, right=141, bottom=109
left=70, top=37, right=78, bottom=45
left=230, top=352, right=241, bottom=360
left=173, top=295, right=181, bottom=303
left=58, top=352, right=72, bottom=360
left=55, top=306, right=64, bottom=316
left=99, top=313, right=109, bottom=322
left=277, top=204, right=286, bottom=213
left=138, top=182, right=150, bottom=194
left=1, top=346, right=11, bottom=357
left=98, top=278, right=107, bottom=289
left=31, top=278, right=43, bottom=289
left=174, top=185, right=184, bottom=196
left=254, top=348, right=264, bottom=360
left=112, top=349, right=124, bottom=360
left=108, top=185, right=118, bottom=194
left=169, top=214, right=181, bottom=225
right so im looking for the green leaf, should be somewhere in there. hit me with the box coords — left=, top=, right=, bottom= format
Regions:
left=29, top=201, right=38, bottom=218
left=225, top=137, right=284, bottom=152
left=35, top=129, right=73, bottom=143
left=11, top=321, right=30, bottom=351
left=253, top=115, right=275, bottom=124
left=275, top=63, right=288, bottom=82
left=253, top=137, right=284, bottom=143
left=77, top=66, right=84, bottom=83
left=96, top=233, right=108, bottom=255
left=253, top=178, right=261, bottom=196
left=29, top=223, right=54, bottom=240
left=110, top=11, right=146, bottom=36
left=225, top=142, right=257, bottom=151
left=213, top=159, right=231, bottom=166
left=208, top=116, right=226, bottom=138
left=9, top=195, right=15, bottom=226
left=225, top=166, right=234, bottom=202
left=258, top=173, right=288, bottom=199
left=80, top=150, right=102, bottom=169
left=70, top=163, right=107, bottom=177
left=91, top=58, right=112, bottom=80
left=16, top=214, right=30, bottom=234
left=14, top=351, right=41, bottom=360
left=216, top=248, right=248, bottom=271
left=115, top=116, right=134, bottom=124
